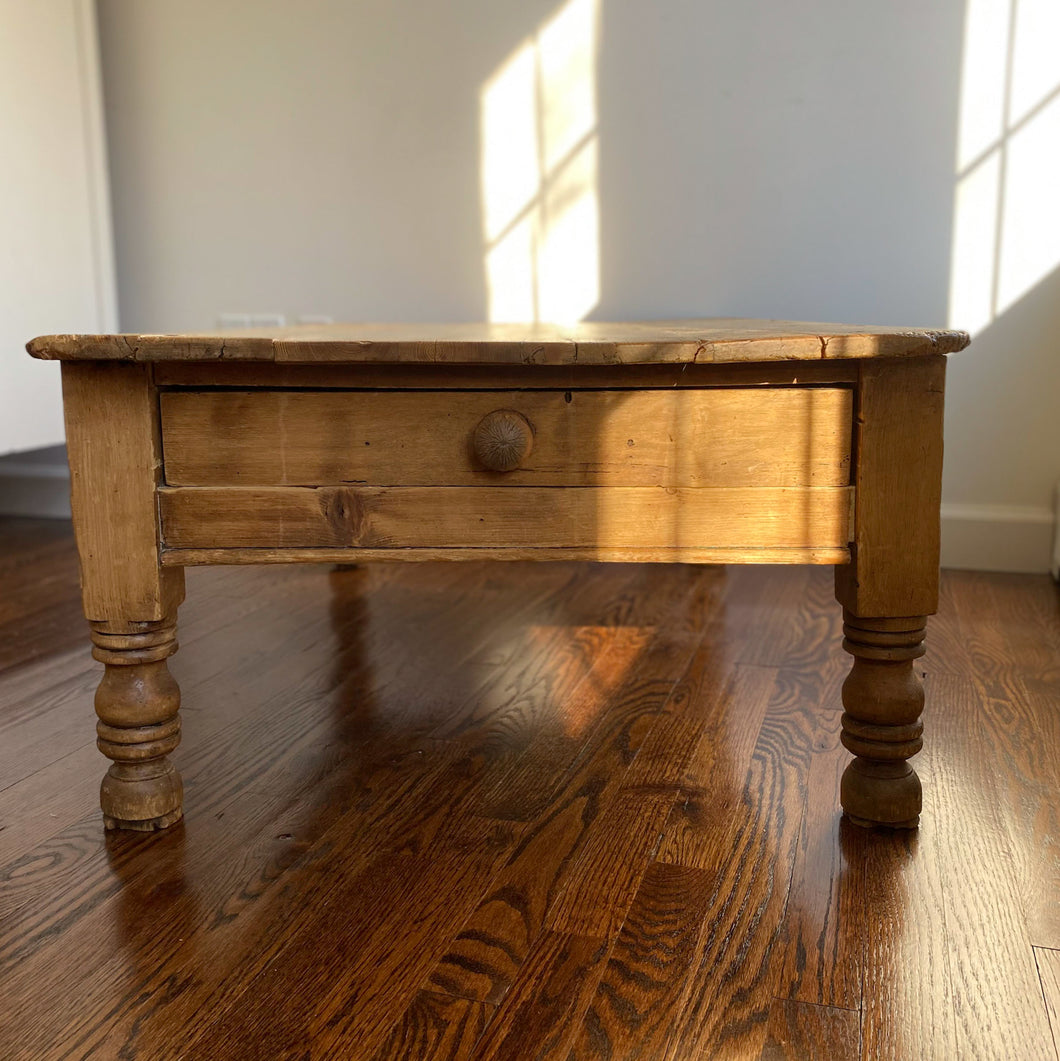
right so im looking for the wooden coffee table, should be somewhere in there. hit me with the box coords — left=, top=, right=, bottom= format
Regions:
left=29, top=320, right=968, bottom=833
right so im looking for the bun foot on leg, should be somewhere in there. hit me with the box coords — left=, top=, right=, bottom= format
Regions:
left=839, top=613, right=926, bottom=830
left=92, top=619, right=184, bottom=832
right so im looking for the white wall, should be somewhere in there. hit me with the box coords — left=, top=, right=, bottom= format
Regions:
left=0, top=0, right=116, bottom=457
left=95, top=0, right=1060, bottom=570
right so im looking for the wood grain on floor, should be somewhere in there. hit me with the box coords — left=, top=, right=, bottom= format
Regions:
left=0, top=516, right=1057, bottom=1060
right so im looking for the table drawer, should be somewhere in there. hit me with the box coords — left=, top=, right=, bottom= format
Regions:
left=159, top=387, right=853, bottom=489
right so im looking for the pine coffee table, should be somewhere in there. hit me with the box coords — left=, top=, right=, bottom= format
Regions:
left=29, top=320, right=969, bottom=834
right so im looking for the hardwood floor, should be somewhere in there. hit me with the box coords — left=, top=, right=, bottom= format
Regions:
left=0, top=515, right=1057, bottom=1060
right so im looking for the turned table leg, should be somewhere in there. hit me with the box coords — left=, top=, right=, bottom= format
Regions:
left=62, top=360, right=186, bottom=831
left=91, top=618, right=183, bottom=831
left=839, top=613, right=926, bottom=829
left=833, top=354, right=946, bottom=828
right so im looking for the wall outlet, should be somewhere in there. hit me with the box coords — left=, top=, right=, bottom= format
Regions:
left=216, top=313, right=287, bottom=329
left=216, top=313, right=251, bottom=329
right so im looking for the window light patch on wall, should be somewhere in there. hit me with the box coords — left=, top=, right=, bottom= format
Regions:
left=479, top=0, right=600, bottom=324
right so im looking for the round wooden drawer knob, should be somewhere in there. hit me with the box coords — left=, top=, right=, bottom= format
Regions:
left=472, top=409, right=534, bottom=472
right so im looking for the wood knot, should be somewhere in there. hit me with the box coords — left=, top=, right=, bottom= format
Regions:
left=472, top=409, right=534, bottom=472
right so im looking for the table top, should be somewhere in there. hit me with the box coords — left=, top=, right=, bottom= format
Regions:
left=27, top=319, right=969, bottom=366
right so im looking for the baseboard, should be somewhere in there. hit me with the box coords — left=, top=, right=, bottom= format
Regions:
left=0, top=460, right=71, bottom=518
left=940, top=502, right=1056, bottom=574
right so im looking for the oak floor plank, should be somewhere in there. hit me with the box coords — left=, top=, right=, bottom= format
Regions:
left=474, top=624, right=659, bottom=822
left=955, top=570, right=1060, bottom=677
left=418, top=569, right=721, bottom=1007
left=851, top=663, right=1054, bottom=1060
left=1036, top=947, right=1060, bottom=1060
left=302, top=559, right=586, bottom=748
left=469, top=931, right=611, bottom=1061
left=855, top=826, right=958, bottom=1060
left=0, top=518, right=84, bottom=674
left=927, top=570, right=978, bottom=677
left=648, top=661, right=824, bottom=1060
left=774, top=656, right=861, bottom=1009
left=728, top=563, right=836, bottom=669
left=758, top=999, right=860, bottom=1061
left=849, top=638, right=963, bottom=1061
left=442, top=620, right=636, bottom=788
left=0, top=818, right=109, bottom=923
left=369, top=990, right=494, bottom=1061
left=401, top=565, right=688, bottom=838
left=545, top=787, right=678, bottom=939
left=566, top=861, right=717, bottom=1060
left=973, top=672, right=1060, bottom=949
left=925, top=672, right=1057, bottom=1060
left=418, top=585, right=627, bottom=750
left=944, top=566, right=1060, bottom=950
left=0, top=743, right=102, bottom=870
left=0, top=649, right=96, bottom=767
left=182, top=816, right=519, bottom=1060
left=654, top=663, right=778, bottom=868
left=51, top=748, right=492, bottom=1061
left=0, top=738, right=466, bottom=1060
left=431, top=563, right=687, bottom=752
left=423, top=762, right=611, bottom=1006
left=333, top=565, right=639, bottom=760
left=618, top=620, right=777, bottom=796
left=424, top=619, right=707, bottom=1005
